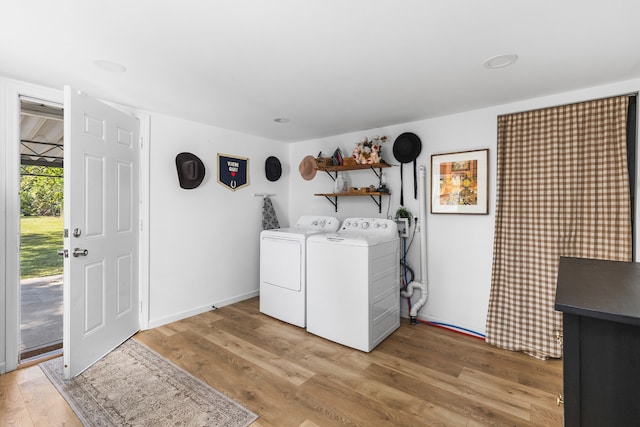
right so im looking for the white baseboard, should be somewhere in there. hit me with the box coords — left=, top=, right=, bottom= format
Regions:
left=147, top=290, right=259, bottom=329
left=400, top=307, right=486, bottom=338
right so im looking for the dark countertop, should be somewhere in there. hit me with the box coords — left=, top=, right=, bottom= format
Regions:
left=555, top=256, right=640, bottom=326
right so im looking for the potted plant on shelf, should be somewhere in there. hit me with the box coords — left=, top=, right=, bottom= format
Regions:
left=394, top=207, right=412, bottom=227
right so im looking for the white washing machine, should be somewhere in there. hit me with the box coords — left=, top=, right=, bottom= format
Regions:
left=260, top=216, right=340, bottom=327
left=306, top=218, right=400, bottom=352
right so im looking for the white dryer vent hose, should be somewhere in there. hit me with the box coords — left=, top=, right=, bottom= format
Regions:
left=401, top=165, right=428, bottom=324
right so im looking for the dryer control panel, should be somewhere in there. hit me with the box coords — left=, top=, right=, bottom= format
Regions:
left=295, top=216, right=340, bottom=231
left=339, top=218, right=398, bottom=236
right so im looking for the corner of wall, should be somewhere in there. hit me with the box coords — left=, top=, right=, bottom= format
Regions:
left=0, top=76, right=7, bottom=371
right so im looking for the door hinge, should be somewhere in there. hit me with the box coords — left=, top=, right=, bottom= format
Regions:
left=139, top=137, right=143, bottom=148
left=139, top=219, right=143, bottom=231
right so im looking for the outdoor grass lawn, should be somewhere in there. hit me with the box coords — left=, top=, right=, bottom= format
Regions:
left=20, top=216, right=63, bottom=279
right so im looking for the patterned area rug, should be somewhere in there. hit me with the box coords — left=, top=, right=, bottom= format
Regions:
left=40, top=339, right=258, bottom=426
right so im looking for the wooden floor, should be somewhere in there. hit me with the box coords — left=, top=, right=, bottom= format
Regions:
left=0, top=297, right=564, bottom=426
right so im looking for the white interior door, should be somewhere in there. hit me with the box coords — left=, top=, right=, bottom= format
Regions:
left=63, top=86, right=140, bottom=379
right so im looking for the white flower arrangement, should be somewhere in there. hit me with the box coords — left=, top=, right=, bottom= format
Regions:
left=352, top=135, right=387, bottom=164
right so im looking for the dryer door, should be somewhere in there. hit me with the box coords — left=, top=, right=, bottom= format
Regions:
left=260, top=236, right=303, bottom=291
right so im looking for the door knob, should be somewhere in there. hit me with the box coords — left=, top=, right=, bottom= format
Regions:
left=73, top=248, right=88, bottom=257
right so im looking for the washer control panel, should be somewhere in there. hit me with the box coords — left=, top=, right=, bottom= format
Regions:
left=339, top=218, right=398, bottom=235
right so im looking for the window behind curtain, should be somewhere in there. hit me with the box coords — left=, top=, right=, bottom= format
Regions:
left=486, top=95, right=634, bottom=359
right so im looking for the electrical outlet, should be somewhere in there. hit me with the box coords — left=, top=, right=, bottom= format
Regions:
left=395, top=218, right=409, bottom=237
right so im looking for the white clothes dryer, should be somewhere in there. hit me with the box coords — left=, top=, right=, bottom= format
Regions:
left=260, top=216, right=340, bottom=327
left=306, top=218, right=400, bottom=352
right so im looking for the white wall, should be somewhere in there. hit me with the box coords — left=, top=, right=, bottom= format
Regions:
left=2, top=73, right=639, bottom=372
left=147, top=114, right=288, bottom=327
left=290, top=78, right=640, bottom=336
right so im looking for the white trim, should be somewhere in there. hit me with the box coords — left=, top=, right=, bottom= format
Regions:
left=148, top=290, right=259, bottom=329
left=400, top=306, right=487, bottom=338
left=136, top=111, right=151, bottom=330
left=0, top=78, right=5, bottom=374
left=2, top=78, right=62, bottom=373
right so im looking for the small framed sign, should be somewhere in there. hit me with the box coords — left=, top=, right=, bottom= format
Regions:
left=431, top=149, right=488, bottom=214
left=217, top=153, right=249, bottom=191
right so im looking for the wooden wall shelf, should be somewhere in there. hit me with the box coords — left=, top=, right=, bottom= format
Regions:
left=315, top=162, right=391, bottom=173
left=314, top=191, right=387, bottom=197
left=313, top=161, right=391, bottom=213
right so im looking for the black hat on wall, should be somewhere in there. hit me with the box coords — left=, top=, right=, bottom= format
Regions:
left=176, top=152, right=206, bottom=189
left=265, top=156, right=282, bottom=181
left=393, top=132, right=422, bottom=205
left=393, top=132, right=422, bottom=163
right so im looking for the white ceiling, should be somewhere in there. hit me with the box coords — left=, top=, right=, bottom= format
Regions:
left=20, top=101, right=64, bottom=167
left=1, top=1, right=639, bottom=143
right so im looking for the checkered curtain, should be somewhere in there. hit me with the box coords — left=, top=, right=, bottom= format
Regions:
left=486, top=96, right=632, bottom=359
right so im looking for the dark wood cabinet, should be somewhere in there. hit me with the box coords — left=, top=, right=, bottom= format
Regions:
left=555, top=257, right=640, bottom=427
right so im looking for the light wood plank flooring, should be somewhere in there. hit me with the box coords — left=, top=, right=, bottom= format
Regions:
left=0, top=297, right=563, bottom=426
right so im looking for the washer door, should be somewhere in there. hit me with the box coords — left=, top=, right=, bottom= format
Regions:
left=260, top=236, right=302, bottom=291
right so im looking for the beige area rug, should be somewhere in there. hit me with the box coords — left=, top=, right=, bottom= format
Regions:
left=40, top=339, right=258, bottom=427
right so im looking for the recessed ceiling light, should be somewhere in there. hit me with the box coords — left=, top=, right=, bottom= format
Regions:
left=93, top=59, right=127, bottom=73
left=483, top=54, right=518, bottom=69
left=273, top=117, right=290, bottom=123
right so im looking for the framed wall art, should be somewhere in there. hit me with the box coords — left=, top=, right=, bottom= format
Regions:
left=431, top=149, right=488, bottom=214
left=217, top=153, right=249, bottom=191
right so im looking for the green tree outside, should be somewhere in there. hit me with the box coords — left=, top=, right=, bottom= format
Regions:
left=21, top=165, right=63, bottom=216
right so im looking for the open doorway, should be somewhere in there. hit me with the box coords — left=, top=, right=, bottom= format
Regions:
left=19, top=98, right=64, bottom=362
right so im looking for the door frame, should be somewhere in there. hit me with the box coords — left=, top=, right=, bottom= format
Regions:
left=1, top=78, right=150, bottom=373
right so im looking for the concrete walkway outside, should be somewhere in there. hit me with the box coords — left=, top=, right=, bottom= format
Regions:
left=20, top=274, right=63, bottom=355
